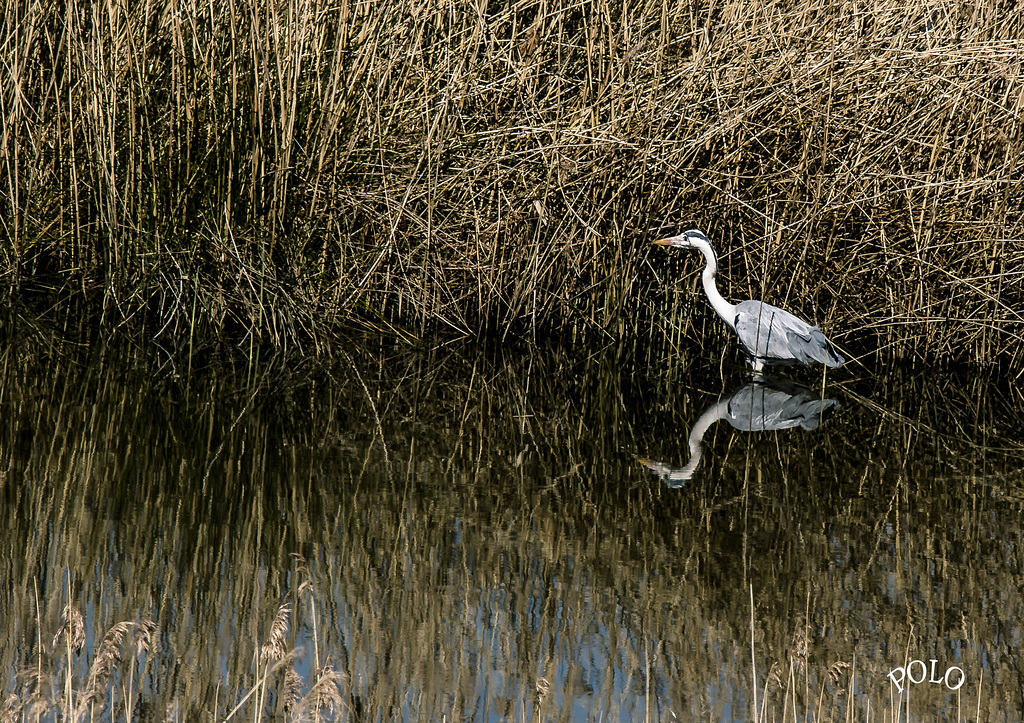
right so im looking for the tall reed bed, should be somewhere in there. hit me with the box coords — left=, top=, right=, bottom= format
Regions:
left=2, top=0, right=1022, bottom=366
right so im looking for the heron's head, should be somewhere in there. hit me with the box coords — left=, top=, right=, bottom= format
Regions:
left=652, top=229, right=710, bottom=248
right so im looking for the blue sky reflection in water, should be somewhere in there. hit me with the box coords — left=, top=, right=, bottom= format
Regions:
left=2, top=337, right=1023, bottom=722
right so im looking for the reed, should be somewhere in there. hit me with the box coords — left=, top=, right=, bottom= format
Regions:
left=1, top=336, right=1020, bottom=721
left=7, top=610, right=154, bottom=723
left=3, top=0, right=1023, bottom=367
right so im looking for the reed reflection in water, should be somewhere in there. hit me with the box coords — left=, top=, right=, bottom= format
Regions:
left=2, top=334, right=1023, bottom=722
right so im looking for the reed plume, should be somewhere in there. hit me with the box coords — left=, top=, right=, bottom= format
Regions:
left=304, top=666, right=345, bottom=721
left=75, top=620, right=155, bottom=723
left=52, top=605, right=85, bottom=655
left=260, top=603, right=292, bottom=663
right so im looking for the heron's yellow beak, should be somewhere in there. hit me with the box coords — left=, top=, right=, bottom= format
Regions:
left=652, top=238, right=673, bottom=246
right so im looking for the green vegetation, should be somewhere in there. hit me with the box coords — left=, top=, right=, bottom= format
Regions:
left=3, top=0, right=1023, bottom=366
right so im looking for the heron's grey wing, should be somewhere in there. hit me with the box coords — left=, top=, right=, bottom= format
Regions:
left=726, top=381, right=840, bottom=431
left=734, top=301, right=844, bottom=367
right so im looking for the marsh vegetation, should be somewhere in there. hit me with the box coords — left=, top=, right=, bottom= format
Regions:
left=3, top=0, right=1023, bottom=368
left=4, top=0, right=1024, bottom=719
left=2, top=331, right=1024, bottom=721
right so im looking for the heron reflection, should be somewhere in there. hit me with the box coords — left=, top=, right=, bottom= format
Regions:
left=639, top=378, right=840, bottom=488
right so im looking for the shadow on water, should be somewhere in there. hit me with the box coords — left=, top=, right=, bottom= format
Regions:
left=2, top=323, right=1024, bottom=722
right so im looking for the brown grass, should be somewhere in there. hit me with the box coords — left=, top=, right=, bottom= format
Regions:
left=7, top=613, right=155, bottom=723
left=3, top=0, right=1023, bottom=367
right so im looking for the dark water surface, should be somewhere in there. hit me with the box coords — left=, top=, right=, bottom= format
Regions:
left=2, top=331, right=1023, bottom=722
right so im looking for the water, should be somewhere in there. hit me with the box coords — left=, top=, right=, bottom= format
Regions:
left=2, top=331, right=1023, bottom=722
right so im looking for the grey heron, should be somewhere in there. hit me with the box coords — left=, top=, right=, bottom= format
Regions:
left=639, top=379, right=840, bottom=487
left=653, top=229, right=845, bottom=371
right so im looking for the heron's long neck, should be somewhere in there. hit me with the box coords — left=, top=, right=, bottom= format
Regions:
left=680, top=398, right=730, bottom=479
left=696, top=244, right=738, bottom=330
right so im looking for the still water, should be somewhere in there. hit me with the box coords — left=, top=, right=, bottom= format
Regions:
left=2, top=331, right=1023, bottom=722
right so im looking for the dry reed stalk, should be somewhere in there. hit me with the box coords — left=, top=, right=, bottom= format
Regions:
left=0, top=694, right=20, bottom=723
left=53, top=604, right=84, bottom=721
left=75, top=620, right=155, bottom=723
left=259, top=603, right=292, bottom=663
left=813, top=660, right=853, bottom=720
left=2, top=668, right=50, bottom=723
left=2, top=0, right=1023, bottom=368
left=223, top=650, right=298, bottom=723
left=293, top=555, right=321, bottom=671
left=283, top=665, right=305, bottom=720
left=52, top=605, right=85, bottom=655
left=124, top=621, right=156, bottom=723
left=303, top=667, right=345, bottom=722
left=254, top=602, right=292, bottom=723
left=6, top=614, right=156, bottom=723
